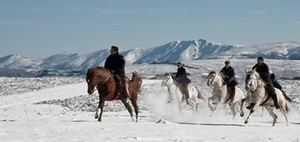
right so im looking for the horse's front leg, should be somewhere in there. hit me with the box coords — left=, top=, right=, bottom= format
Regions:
left=230, top=103, right=237, bottom=119
left=98, top=99, right=105, bottom=122
left=244, top=100, right=261, bottom=124
left=240, top=98, right=246, bottom=117
left=95, top=99, right=101, bottom=119
left=208, top=97, right=214, bottom=112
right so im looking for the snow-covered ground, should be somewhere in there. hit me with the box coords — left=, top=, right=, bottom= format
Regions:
left=1, top=60, right=300, bottom=142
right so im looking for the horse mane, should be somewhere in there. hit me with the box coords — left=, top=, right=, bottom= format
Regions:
left=86, top=66, right=110, bottom=80
left=208, top=70, right=217, bottom=75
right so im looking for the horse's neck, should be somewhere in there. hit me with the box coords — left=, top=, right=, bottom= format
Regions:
left=212, top=75, right=224, bottom=89
left=249, top=77, right=268, bottom=100
left=166, top=81, right=180, bottom=94
left=212, top=75, right=227, bottom=100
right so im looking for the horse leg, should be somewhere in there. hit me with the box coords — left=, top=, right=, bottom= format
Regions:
left=98, top=99, right=105, bottom=122
left=244, top=101, right=260, bottom=124
left=280, top=103, right=289, bottom=127
left=230, top=103, right=237, bottom=119
left=265, top=106, right=278, bottom=126
left=121, top=99, right=134, bottom=121
left=208, top=97, right=214, bottom=111
left=208, top=97, right=217, bottom=113
left=195, top=103, right=199, bottom=113
left=95, top=99, right=101, bottom=119
left=260, top=107, right=264, bottom=117
left=130, top=98, right=139, bottom=122
left=240, top=98, right=245, bottom=117
left=212, top=102, right=219, bottom=113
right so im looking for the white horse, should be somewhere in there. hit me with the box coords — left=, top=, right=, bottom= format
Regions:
left=241, top=70, right=288, bottom=126
left=162, top=73, right=205, bottom=113
left=206, top=71, right=245, bottom=119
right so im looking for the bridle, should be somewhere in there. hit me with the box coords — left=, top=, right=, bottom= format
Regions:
left=162, top=75, right=172, bottom=86
left=246, top=72, right=263, bottom=94
left=208, top=72, right=225, bottom=88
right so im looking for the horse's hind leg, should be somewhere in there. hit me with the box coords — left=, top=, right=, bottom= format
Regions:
left=265, top=106, right=278, bottom=126
left=282, top=111, right=288, bottom=127
left=280, top=104, right=289, bottom=126
left=121, top=99, right=134, bottom=121
left=130, top=98, right=139, bottom=122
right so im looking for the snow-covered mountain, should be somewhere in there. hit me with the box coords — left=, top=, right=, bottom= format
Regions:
left=0, top=39, right=299, bottom=76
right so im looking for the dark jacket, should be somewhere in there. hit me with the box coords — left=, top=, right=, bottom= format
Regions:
left=252, top=63, right=270, bottom=81
left=175, top=66, right=191, bottom=85
left=220, top=66, right=238, bottom=85
left=220, top=66, right=235, bottom=78
left=104, top=54, right=125, bottom=75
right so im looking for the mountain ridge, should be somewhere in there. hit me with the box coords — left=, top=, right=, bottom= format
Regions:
left=1, top=39, right=299, bottom=77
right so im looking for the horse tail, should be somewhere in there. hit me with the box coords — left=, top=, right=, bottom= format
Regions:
left=281, top=90, right=292, bottom=103
left=197, top=88, right=205, bottom=101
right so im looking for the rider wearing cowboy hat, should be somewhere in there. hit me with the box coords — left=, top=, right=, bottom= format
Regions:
left=175, top=62, right=191, bottom=105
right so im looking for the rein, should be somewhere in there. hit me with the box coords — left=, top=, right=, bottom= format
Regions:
left=103, top=73, right=112, bottom=84
left=247, top=75, right=269, bottom=104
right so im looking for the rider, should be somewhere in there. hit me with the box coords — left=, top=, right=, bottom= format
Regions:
left=270, top=73, right=282, bottom=90
left=175, top=62, right=191, bottom=105
left=220, top=60, right=238, bottom=104
left=104, top=46, right=128, bottom=98
left=252, top=57, right=280, bottom=109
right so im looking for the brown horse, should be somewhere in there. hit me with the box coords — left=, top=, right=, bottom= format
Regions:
left=86, top=67, right=142, bottom=122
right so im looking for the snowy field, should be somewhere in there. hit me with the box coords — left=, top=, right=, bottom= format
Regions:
left=0, top=59, right=300, bottom=142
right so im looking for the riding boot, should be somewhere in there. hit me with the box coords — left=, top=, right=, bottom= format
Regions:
left=265, top=83, right=280, bottom=109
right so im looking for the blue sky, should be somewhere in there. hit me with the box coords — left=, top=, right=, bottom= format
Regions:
left=0, top=0, right=299, bottom=58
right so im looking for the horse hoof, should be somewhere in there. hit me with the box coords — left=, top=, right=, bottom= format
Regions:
left=240, top=113, right=244, bottom=117
left=244, top=121, right=248, bottom=124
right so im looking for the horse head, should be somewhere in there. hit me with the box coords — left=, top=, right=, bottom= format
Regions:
left=86, top=67, right=111, bottom=95
left=207, top=71, right=217, bottom=86
left=162, top=73, right=174, bottom=86
left=245, top=70, right=259, bottom=91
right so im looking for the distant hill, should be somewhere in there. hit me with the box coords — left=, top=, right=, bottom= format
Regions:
left=1, top=39, right=299, bottom=77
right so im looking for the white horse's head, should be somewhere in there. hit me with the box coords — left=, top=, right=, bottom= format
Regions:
left=245, top=70, right=262, bottom=91
left=162, top=73, right=174, bottom=87
left=207, top=71, right=223, bottom=87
